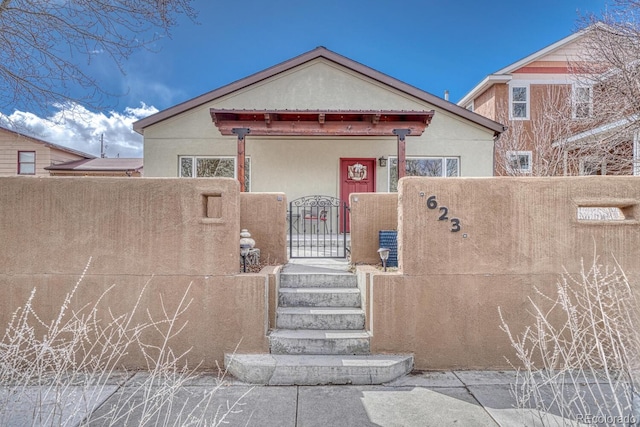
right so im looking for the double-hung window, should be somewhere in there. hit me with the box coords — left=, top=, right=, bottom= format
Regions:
left=388, top=157, right=459, bottom=192
left=580, top=157, right=605, bottom=176
left=510, top=85, right=530, bottom=120
left=179, top=156, right=251, bottom=191
left=506, top=151, right=532, bottom=174
left=18, top=151, right=36, bottom=175
left=572, top=85, right=592, bottom=119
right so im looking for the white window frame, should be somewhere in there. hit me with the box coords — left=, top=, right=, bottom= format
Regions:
left=18, top=151, right=36, bottom=175
left=178, top=156, right=251, bottom=191
left=580, top=157, right=606, bottom=176
left=506, top=151, right=532, bottom=174
left=572, top=85, right=593, bottom=119
left=465, top=101, right=474, bottom=112
left=509, top=84, right=530, bottom=120
left=388, top=156, right=459, bottom=192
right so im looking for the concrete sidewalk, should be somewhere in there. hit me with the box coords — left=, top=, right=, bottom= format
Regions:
left=1, top=261, right=633, bottom=425
left=1, top=369, right=633, bottom=426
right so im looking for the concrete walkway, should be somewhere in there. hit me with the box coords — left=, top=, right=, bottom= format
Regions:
left=216, top=370, right=524, bottom=426
left=283, top=257, right=352, bottom=273
left=2, top=369, right=630, bottom=426
left=2, top=261, right=631, bottom=425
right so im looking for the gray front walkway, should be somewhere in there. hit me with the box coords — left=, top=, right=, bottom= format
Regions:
left=283, top=257, right=352, bottom=273
left=2, top=370, right=631, bottom=426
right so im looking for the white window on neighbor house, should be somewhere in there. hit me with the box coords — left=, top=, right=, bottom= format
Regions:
left=179, top=156, right=251, bottom=191
left=506, top=151, right=532, bottom=174
left=509, top=84, right=530, bottom=120
left=388, top=157, right=459, bottom=192
left=17, top=151, right=36, bottom=175
left=572, top=85, right=593, bottom=119
left=580, top=157, right=605, bottom=176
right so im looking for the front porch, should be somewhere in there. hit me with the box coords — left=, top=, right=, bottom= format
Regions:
left=287, top=232, right=351, bottom=259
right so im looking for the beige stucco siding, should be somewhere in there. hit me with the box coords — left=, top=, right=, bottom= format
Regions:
left=143, top=58, right=496, bottom=198
left=214, top=60, right=427, bottom=111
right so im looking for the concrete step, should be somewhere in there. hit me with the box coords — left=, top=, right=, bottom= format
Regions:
left=280, top=273, right=357, bottom=289
left=224, top=353, right=413, bottom=385
left=269, top=329, right=370, bottom=355
left=278, top=287, right=361, bottom=307
left=276, top=307, right=365, bottom=330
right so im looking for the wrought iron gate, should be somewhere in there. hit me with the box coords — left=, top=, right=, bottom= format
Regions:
left=288, top=195, right=348, bottom=258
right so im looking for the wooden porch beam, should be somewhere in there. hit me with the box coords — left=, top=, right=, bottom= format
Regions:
left=211, top=109, right=435, bottom=137
left=393, top=129, right=411, bottom=180
left=214, top=121, right=429, bottom=136
left=232, top=128, right=250, bottom=192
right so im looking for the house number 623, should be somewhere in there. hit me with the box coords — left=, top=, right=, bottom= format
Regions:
left=426, top=195, right=461, bottom=232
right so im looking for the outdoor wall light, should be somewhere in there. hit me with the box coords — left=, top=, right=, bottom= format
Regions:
left=378, top=156, right=387, bottom=167
left=239, top=229, right=255, bottom=273
left=377, top=247, right=390, bottom=272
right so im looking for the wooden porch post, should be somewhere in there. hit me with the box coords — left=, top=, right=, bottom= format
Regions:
left=232, top=128, right=250, bottom=192
left=393, top=129, right=411, bottom=180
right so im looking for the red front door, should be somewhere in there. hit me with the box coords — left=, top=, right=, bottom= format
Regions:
left=340, top=158, right=376, bottom=232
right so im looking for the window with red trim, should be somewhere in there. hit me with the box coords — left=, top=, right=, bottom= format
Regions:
left=18, top=151, right=36, bottom=175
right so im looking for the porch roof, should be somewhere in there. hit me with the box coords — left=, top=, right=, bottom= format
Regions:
left=210, top=109, right=434, bottom=136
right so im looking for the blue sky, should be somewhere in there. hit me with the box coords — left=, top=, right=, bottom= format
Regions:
left=1, top=0, right=609, bottom=157
left=128, top=0, right=607, bottom=108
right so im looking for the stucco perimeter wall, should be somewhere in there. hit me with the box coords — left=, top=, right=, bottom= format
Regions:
left=240, top=192, right=288, bottom=264
left=0, top=177, right=271, bottom=368
left=349, top=193, right=398, bottom=265
left=367, top=176, right=640, bottom=370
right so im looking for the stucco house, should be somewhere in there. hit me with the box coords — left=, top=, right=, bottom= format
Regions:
left=0, top=125, right=94, bottom=176
left=458, top=26, right=640, bottom=176
left=134, top=47, right=505, bottom=203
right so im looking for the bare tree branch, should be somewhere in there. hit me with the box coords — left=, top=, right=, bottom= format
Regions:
left=0, top=0, right=197, bottom=114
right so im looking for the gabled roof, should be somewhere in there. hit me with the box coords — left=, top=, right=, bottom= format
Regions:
left=133, top=47, right=505, bottom=135
left=552, top=114, right=639, bottom=147
left=45, top=158, right=143, bottom=172
left=493, top=29, right=589, bottom=76
left=457, top=27, right=593, bottom=107
left=0, top=125, right=96, bottom=159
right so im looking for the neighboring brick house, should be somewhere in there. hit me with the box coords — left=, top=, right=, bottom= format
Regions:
left=0, top=125, right=94, bottom=176
left=457, top=27, right=639, bottom=176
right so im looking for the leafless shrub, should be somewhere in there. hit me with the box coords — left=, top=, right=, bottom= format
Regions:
left=0, top=258, right=250, bottom=426
left=577, top=207, right=626, bottom=221
left=499, top=255, right=640, bottom=425
left=495, top=0, right=640, bottom=178
left=494, top=85, right=575, bottom=176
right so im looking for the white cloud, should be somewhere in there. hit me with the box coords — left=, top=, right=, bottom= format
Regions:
left=0, top=103, right=157, bottom=158
left=123, top=76, right=187, bottom=110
